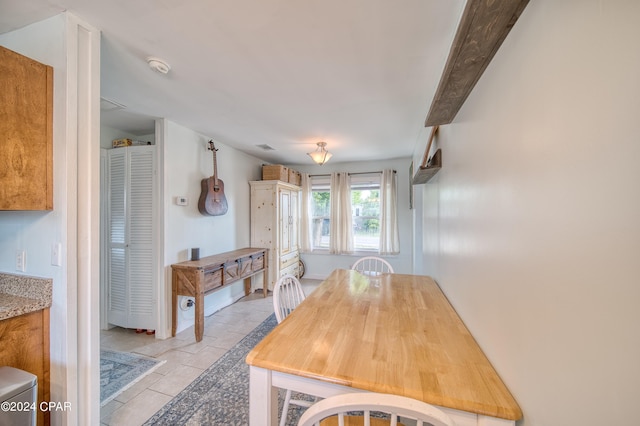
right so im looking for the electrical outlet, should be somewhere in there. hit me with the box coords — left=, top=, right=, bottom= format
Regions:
left=51, top=242, right=62, bottom=266
left=16, top=250, right=26, bottom=272
left=179, top=298, right=195, bottom=310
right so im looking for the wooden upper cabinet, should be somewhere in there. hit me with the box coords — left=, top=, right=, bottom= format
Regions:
left=0, top=45, right=53, bottom=210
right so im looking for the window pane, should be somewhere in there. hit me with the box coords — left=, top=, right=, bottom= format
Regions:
left=352, top=188, right=380, bottom=251
left=311, top=189, right=330, bottom=249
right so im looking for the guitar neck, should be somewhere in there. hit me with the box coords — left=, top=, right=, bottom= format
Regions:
left=209, top=141, right=220, bottom=188
left=212, top=149, right=218, bottom=185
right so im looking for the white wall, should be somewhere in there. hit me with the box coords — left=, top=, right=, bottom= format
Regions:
left=0, top=13, right=101, bottom=425
left=0, top=16, right=72, bottom=426
left=415, top=1, right=640, bottom=425
left=161, top=119, right=265, bottom=334
left=293, top=157, right=413, bottom=279
left=0, top=18, right=66, bottom=289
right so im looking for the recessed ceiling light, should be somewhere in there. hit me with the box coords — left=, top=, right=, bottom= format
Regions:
left=146, top=57, right=171, bottom=74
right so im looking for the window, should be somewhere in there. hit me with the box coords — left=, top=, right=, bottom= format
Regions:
left=310, top=177, right=331, bottom=250
left=310, top=174, right=381, bottom=251
left=350, top=175, right=380, bottom=251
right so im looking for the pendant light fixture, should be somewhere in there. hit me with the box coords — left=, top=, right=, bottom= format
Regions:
left=307, top=142, right=332, bottom=165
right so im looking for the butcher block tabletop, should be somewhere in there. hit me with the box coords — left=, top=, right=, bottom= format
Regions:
left=246, top=269, right=522, bottom=420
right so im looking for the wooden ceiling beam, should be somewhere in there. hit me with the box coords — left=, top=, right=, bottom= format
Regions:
left=425, top=0, right=530, bottom=126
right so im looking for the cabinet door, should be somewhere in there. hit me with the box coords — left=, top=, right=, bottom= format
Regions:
left=0, top=46, right=53, bottom=210
left=280, top=189, right=291, bottom=254
left=290, top=189, right=299, bottom=252
left=0, top=310, right=50, bottom=426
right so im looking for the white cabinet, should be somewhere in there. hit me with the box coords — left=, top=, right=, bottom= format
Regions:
left=250, top=180, right=300, bottom=290
left=106, top=146, right=157, bottom=330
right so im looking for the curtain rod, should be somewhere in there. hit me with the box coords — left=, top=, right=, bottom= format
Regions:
left=309, top=170, right=396, bottom=178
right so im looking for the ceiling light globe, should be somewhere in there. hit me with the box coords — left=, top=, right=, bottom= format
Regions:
left=308, top=142, right=332, bottom=165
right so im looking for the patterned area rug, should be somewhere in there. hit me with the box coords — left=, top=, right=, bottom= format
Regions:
left=100, top=349, right=165, bottom=407
left=143, top=313, right=312, bottom=425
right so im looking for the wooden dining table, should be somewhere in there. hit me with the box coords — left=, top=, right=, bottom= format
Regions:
left=245, top=269, right=522, bottom=425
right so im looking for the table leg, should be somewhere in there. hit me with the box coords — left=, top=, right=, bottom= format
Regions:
left=195, top=290, right=204, bottom=342
left=263, top=267, right=268, bottom=297
left=249, top=366, right=278, bottom=425
left=171, top=269, right=178, bottom=337
left=244, top=277, right=251, bottom=296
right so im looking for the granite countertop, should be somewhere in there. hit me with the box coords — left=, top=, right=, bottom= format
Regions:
left=0, top=273, right=52, bottom=321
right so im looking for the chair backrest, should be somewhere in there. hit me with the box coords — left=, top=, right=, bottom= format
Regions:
left=351, top=256, right=394, bottom=276
left=297, top=392, right=455, bottom=426
left=273, top=274, right=306, bottom=323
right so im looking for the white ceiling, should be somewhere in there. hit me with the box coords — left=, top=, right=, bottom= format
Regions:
left=1, top=0, right=464, bottom=165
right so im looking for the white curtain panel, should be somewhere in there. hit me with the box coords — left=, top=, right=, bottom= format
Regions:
left=379, top=169, right=400, bottom=254
left=300, top=173, right=313, bottom=252
left=329, top=172, right=353, bottom=254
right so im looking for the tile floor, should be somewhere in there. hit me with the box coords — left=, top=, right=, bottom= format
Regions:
left=100, top=279, right=320, bottom=426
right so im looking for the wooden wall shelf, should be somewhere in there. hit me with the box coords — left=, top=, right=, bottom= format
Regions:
left=413, top=126, right=441, bottom=185
left=425, top=0, right=530, bottom=126
left=412, top=149, right=442, bottom=185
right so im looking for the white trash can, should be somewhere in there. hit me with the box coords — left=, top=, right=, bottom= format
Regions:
left=0, top=366, right=37, bottom=426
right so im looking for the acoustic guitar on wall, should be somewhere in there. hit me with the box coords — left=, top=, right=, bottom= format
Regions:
left=198, top=140, right=228, bottom=216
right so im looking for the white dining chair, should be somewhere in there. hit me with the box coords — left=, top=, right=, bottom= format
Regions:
left=272, top=274, right=315, bottom=426
left=297, top=392, right=455, bottom=426
left=351, top=256, right=394, bottom=276
left=273, top=274, right=306, bottom=323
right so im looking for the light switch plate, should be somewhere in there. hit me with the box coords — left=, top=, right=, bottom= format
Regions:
left=51, top=242, right=62, bottom=266
left=176, top=196, right=188, bottom=206
left=16, top=250, right=26, bottom=272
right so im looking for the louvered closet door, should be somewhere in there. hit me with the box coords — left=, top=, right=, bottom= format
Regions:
left=107, top=146, right=157, bottom=330
left=107, top=149, right=127, bottom=328
left=127, top=147, right=156, bottom=330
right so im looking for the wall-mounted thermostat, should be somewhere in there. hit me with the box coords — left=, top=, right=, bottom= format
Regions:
left=175, top=196, right=189, bottom=206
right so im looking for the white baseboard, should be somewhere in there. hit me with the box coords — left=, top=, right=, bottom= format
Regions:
left=302, top=273, right=328, bottom=281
